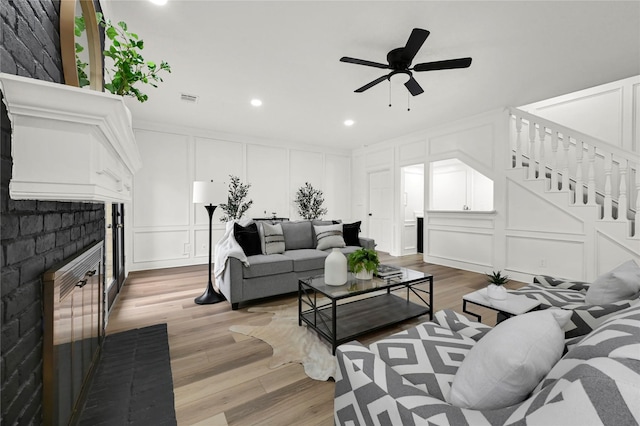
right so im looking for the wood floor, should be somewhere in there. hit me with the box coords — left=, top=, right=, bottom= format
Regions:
left=105, top=254, right=526, bottom=425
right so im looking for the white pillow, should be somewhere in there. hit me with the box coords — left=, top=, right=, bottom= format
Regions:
left=313, top=224, right=345, bottom=250
left=448, top=309, right=572, bottom=410
left=585, top=260, right=640, bottom=305
left=258, top=222, right=285, bottom=255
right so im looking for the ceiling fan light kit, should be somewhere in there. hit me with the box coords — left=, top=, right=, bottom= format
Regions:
left=340, top=28, right=472, bottom=100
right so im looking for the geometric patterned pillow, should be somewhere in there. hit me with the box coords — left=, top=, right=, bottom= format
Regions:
left=509, top=283, right=636, bottom=339
left=368, top=321, right=476, bottom=401
left=533, top=275, right=591, bottom=292
left=433, top=309, right=492, bottom=342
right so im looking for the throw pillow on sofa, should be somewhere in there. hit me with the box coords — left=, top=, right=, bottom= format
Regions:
left=585, top=259, right=640, bottom=305
left=448, top=309, right=572, bottom=410
left=313, top=224, right=346, bottom=250
left=281, top=221, right=314, bottom=250
left=258, top=222, right=285, bottom=255
left=342, top=221, right=361, bottom=246
left=234, top=222, right=262, bottom=256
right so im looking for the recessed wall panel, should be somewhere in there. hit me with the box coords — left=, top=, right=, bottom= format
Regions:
left=133, top=230, right=189, bottom=263
left=133, top=130, right=190, bottom=227
left=505, top=236, right=584, bottom=279
left=247, top=145, right=288, bottom=219
left=427, top=229, right=492, bottom=267
left=324, top=154, right=351, bottom=220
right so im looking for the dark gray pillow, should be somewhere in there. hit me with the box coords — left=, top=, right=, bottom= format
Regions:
left=281, top=220, right=314, bottom=250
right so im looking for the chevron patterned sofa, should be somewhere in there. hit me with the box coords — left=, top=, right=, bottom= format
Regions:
left=334, top=305, right=640, bottom=425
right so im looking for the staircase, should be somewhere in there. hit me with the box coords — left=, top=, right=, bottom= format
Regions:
left=507, top=107, right=639, bottom=247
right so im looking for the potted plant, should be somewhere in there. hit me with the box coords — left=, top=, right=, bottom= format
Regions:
left=486, top=270, right=509, bottom=300
left=294, top=182, right=328, bottom=220
left=219, top=175, right=253, bottom=222
left=348, top=248, right=379, bottom=280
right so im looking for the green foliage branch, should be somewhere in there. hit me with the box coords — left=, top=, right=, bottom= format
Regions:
left=219, top=175, right=253, bottom=222
left=294, top=182, right=328, bottom=220
left=348, top=248, right=380, bottom=274
left=76, top=13, right=171, bottom=102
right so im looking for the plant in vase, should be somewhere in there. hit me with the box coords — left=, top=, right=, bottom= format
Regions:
left=219, top=175, right=253, bottom=222
left=486, top=270, right=509, bottom=300
left=348, top=248, right=379, bottom=280
left=294, top=182, right=328, bottom=220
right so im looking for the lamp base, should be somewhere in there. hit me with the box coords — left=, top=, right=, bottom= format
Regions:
left=194, top=281, right=226, bottom=305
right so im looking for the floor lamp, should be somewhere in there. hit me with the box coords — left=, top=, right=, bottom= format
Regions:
left=193, top=180, right=227, bottom=305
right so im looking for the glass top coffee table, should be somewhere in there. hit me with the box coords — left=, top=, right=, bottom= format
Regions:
left=298, top=268, right=433, bottom=354
left=462, top=288, right=541, bottom=323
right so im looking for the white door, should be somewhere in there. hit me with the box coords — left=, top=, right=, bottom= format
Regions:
left=368, top=170, right=393, bottom=253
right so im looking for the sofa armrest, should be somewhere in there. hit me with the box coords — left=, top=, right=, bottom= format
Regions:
left=335, top=342, right=470, bottom=425
left=216, top=256, right=244, bottom=307
left=433, top=309, right=492, bottom=342
left=358, top=237, right=375, bottom=250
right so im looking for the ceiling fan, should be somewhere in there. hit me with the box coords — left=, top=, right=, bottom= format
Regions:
left=340, top=28, right=472, bottom=96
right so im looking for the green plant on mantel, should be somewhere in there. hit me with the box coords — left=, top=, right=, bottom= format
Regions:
left=219, top=175, right=253, bottom=222
left=76, top=13, right=171, bottom=102
left=294, top=182, right=328, bottom=220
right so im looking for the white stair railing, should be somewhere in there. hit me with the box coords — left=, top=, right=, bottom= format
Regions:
left=509, top=107, right=639, bottom=237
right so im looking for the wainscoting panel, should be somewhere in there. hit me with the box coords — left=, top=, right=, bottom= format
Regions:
left=427, top=213, right=495, bottom=229
left=324, top=154, right=351, bottom=221
left=133, top=230, right=190, bottom=263
left=195, top=227, right=226, bottom=259
left=595, top=230, right=640, bottom=276
left=428, top=124, right=494, bottom=170
left=398, top=140, right=425, bottom=164
left=505, top=235, right=584, bottom=280
left=506, top=179, right=584, bottom=234
left=133, top=130, right=190, bottom=228
left=194, top=137, right=244, bottom=225
left=365, top=148, right=393, bottom=171
left=427, top=229, right=493, bottom=267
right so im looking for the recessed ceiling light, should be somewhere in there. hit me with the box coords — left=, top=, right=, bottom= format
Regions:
left=149, top=0, right=168, bottom=5
left=251, top=99, right=262, bottom=107
left=344, top=119, right=355, bottom=127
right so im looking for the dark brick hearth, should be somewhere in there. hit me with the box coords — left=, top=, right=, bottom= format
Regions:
left=1, top=1, right=105, bottom=424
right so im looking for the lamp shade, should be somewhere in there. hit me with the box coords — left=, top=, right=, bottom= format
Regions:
left=193, top=181, right=227, bottom=204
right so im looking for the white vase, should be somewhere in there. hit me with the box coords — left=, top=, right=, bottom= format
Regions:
left=324, top=248, right=347, bottom=286
left=487, top=284, right=507, bottom=300
left=354, top=269, right=374, bottom=280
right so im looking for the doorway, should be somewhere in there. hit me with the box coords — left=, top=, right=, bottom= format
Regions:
left=368, top=170, right=393, bottom=253
left=400, top=164, right=424, bottom=255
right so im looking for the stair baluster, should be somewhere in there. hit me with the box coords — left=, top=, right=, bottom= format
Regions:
left=603, top=152, right=613, bottom=220
left=538, top=125, right=547, bottom=186
left=515, top=116, right=523, bottom=168
left=618, top=158, right=628, bottom=222
left=528, top=122, right=537, bottom=180
left=586, top=144, right=597, bottom=206
left=574, top=139, right=584, bottom=205
left=550, top=131, right=559, bottom=191
left=561, top=132, right=571, bottom=192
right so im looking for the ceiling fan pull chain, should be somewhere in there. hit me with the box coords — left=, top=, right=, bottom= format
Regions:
left=407, top=91, right=411, bottom=111
left=388, top=81, right=392, bottom=107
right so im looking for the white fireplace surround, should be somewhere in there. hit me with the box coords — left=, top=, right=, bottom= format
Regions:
left=0, top=73, right=142, bottom=203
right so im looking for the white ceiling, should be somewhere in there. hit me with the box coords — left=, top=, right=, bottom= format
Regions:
left=103, top=0, right=640, bottom=151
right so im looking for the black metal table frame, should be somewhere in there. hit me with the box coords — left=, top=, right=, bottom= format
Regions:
left=298, top=275, right=433, bottom=354
left=462, top=298, right=540, bottom=323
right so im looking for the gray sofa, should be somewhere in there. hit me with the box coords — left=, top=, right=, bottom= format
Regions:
left=217, top=220, right=375, bottom=310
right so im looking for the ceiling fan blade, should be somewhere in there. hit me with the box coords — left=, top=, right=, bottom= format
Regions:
left=402, top=28, right=430, bottom=63
left=413, top=57, right=473, bottom=72
left=355, top=75, right=389, bottom=93
left=340, top=57, right=390, bottom=69
left=404, top=76, right=424, bottom=96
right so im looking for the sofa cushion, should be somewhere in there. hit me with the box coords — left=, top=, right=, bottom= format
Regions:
left=314, top=224, right=346, bottom=250
left=283, top=249, right=328, bottom=272
left=242, top=254, right=293, bottom=278
left=258, top=222, right=285, bottom=255
left=533, top=275, right=591, bottom=292
left=234, top=222, right=262, bottom=256
left=368, top=321, right=476, bottom=402
left=448, top=309, right=572, bottom=410
left=342, top=221, right=361, bottom=246
left=281, top=220, right=314, bottom=250
left=585, top=259, right=640, bottom=305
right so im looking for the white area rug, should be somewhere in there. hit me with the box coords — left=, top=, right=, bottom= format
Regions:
left=229, top=302, right=336, bottom=381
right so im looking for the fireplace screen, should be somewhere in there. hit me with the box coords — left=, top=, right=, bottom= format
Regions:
left=43, top=241, right=103, bottom=425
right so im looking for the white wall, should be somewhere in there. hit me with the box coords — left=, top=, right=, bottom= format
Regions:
left=520, top=75, right=640, bottom=153
left=401, top=164, right=424, bottom=255
left=128, top=124, right=352, bottom=271
left=430, top=159, right=493, bottom=211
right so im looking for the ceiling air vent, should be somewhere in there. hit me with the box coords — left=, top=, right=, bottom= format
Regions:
left=180, top=93, right=199, bottom=103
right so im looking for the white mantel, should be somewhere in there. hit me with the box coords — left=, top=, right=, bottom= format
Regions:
left=0, top=73, right=142, bottom=203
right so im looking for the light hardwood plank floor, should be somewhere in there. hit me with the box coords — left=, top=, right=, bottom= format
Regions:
left=105, top=253, right=526, bottom=425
